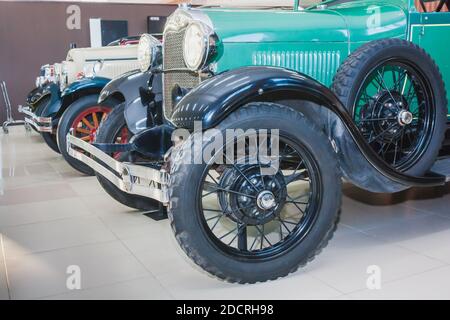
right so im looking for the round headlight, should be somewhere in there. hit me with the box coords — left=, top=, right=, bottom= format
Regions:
left=183, top=22, right=208, bottom=71
left=138, top=34, right=160, bottom=72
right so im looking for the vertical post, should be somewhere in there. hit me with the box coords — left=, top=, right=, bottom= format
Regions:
left=294, top=0, right=300, bottom=11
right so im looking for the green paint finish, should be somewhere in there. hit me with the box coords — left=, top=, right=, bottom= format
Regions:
left=216, top=42, right=347, bottom=86
left=187, top=0, right=450, bottom=114
left=418, top=13, right=450, bottom=116
left=204, top=9, right=349, bottom=43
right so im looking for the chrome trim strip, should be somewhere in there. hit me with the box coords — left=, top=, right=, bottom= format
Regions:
left=18, top=105, right=53, bottom=133
left=66, top=133, right=169, bottom=204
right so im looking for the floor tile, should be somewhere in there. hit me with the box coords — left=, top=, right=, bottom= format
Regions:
left=1, top=216, right=117, bottom=258
left=0, top=182, right=77, bottom=206
left=5, top=241, right=149, bottom=299
left=99, top=211, right=167, bottom=239
left=156, top=267, right=343, bottom=300
left=345, top=265, right=450, bottom=299
left=43, top=276, right=172, bottom=300
left=0, top=235, right=10, bottom=300
left=121, top=226, right=191, bottom=278
left=68, top=177, right=107, bottom=197
left=303, top=231, right=444, bottom=293
left=364, top=214, right=450, bottom=264
left=0, top=198, right=93, bottom=227
left=400, top=184, right=450, bottom=217
left=341, top=189, right=430, bottom=231
left=79, top=194, right=138, bottom=217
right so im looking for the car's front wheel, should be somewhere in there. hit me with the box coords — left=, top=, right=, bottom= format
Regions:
left=56, top=94, right=115, bottom=175
left=168, top=102, right=342, bottom=283
left=95, top=102, right=160, bottom=211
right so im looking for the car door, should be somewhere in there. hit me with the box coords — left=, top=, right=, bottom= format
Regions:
left=412, top=3, right=450, bottom=118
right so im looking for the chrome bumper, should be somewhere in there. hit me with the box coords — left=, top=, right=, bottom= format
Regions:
left=66, top=133, right=169, bottom=205
left=18, top=105, right=52, bottom=133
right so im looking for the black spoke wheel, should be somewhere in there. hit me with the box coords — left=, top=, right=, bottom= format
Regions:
left=353, top=60, right=433, bottom=171
left=199, top=136, right=321, bottom=259
left=168, top=103, right=342, bottom=284
left=332, top=39, right=447, bottom=176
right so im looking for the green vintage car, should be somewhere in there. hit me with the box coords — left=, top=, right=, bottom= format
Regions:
left=68, top=0, right=450, bottom=283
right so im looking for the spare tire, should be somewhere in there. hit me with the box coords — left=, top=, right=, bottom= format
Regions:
left=332, top=39, right=447, bottom=176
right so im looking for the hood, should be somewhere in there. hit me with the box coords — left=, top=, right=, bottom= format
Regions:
left=66, top=45, right=138, bottom=62
left=204, top=8, right=349, bottom=43
left=202, top=0, right=409, bottom=44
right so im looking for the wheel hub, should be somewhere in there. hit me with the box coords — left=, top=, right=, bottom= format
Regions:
left=256, top=191, right=276, bottom=210
left=398, top=109, right=413, bottom=126
left=361, top=91, right=411, bottom=142
left=218, top=165, right=287, bottom=226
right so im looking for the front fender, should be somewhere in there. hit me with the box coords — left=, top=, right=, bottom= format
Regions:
left=98, top=69, right=144, bottom=104
left=26, top=86, right=50, bottom=107
left=61, top=77, right=111, bottom=98
left=173, top=66, right=445, bottom=193
left=47, top=76, right=111, bottom=120
left=125, top=72, right=163, bottom=134
left=97, top=70, right=161, bottom=135
left=40, top=83, right=62, bottom=118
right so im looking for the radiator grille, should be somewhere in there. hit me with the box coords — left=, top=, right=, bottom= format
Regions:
left=163, top=29, right=201, bottom=118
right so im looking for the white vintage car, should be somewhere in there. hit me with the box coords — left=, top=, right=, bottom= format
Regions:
left=35, top=45, right=139, bottom=91
left=59, top=45, right=139, bottom=89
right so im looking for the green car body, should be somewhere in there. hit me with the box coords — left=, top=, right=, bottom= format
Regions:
left=174, top=0, right=449, bottom=118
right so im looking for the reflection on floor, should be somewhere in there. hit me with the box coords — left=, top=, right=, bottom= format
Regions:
left=1, top=127, right=450, bottom=300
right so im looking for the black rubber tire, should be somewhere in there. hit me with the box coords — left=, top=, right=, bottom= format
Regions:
left=95, top=103, right=160, bottom=211
left=168, top=102, right=342, bottom=284
left=331, top=38, right=447, bottom=176
left=33, top=95, right=50, bottom=117
left=30, top=96, right=50, bottom=133
left=56, top=94, right=115, bottom=176
left=42, top=132, right=60, bottom=154
left=36, top=97, right=60, bottom=153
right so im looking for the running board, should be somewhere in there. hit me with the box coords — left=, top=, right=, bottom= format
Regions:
left=429, top=158, right=450, bottom=182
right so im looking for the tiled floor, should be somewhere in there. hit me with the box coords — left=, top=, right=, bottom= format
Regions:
left=1, top=126, right=450, bottom=300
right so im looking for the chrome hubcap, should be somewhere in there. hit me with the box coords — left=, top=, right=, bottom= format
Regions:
left=398, top=109, right=413, bottom=126
left=256, top=191, right=276, bottom=210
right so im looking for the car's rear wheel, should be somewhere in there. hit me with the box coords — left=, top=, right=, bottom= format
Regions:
left=57, top=94, right=115, bottom=175
left=95, top=102, right=160, bottom=211
left=168, top=102, right=342, bottom=283
left=332, top=39, right=447, bottom=176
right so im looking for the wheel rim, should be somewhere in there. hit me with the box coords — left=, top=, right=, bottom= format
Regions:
left=71, top=106, right=112, bottom=143
left=197, top=133, right=323, bottom=260
left=71, top=106, right=112, bottom=144
left=353, top=59, right=435, bottom=171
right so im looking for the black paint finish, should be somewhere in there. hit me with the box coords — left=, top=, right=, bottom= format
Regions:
left=172, top=66, right=446, bottom=192
left=98, top=70, right=163, bottom=135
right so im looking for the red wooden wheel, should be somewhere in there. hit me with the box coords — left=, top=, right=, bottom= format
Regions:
left=71, top=106, right=112, bottom=144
